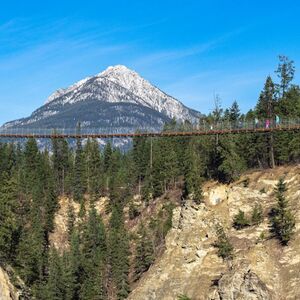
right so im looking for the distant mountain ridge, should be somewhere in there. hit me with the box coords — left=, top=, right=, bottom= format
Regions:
left=2, top=65, right=201, bottom=131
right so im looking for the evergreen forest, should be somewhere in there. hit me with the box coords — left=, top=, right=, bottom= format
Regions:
left=0, top=56, right=299, bottom=299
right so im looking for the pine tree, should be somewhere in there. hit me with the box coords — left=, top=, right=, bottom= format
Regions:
left=256, top=76, right=276, bottom=119
left=108, top=204, right=130, bottom=299
left=270, top=178, right=295, bottom=245
left=256, top=76, right=277, bottom=168
left=141, top=175, right=153, bottom=205
left=67, top=203, right=76, bottom=240
left=277, top=85, right=300, bottom=117
left=16, top=144, right=57, bottom=295
left=275, top=55, right=295, bottom=98
left=22, top=138, right=39, bottom=195
left=106, top=149, right=124, bottom=211
left=84, top=139, right=102, bottom=199
left=239, top=132, right=269, bottom=169
left=51, top=137, right=71, bottom=195
left=103, top=142, right=113, bottom=174
left=73, top=131, right=85, bottom=202
left=229, top=100, right=241, bottom=123
left=233, top=209, right=249, bottom=230
left=45, top=249, right=65, bottom=300
left=38, top=150, right=58, bottom=234
left=78, top=199, right=86, bottom=219
left=274, top=131, right=293, bottom=164
left=80, top=206, right=107, bottom=299
left=251, top=203, right=264, bottom=225
left=289, top=133, right=300, bottom=162
left=17, top=198, right=47, bottom=289
left=81, top=206, right=107, bottom=263
left=132, top=135, right=149, bottom=186
left=216, top=135, right=247, bottom=182
left=151, top=152, right=164, bottom=198
left=149, top=202, right=175, bottom=247
left=0, top=143, right=17, bottom=179
left=163, top=140, right=180, bottom=189
left=0, top=171, right=18, bottom=261
left=212, top=94, right=223, bottom=123
left=214, top=224, right=233, bottom=260
left=134, top=225, right=154, bottom=280
left=183, top=141, right=203, bottom=201
left=64, top=231, right=82, bottom=300
left=147, top=135, right=181, bottom=199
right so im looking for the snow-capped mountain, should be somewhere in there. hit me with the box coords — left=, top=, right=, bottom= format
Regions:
left=3, top=65, right=201, bottom=131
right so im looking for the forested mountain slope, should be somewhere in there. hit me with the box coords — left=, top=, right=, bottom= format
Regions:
left=129, top=165, right=300, bottom=300
left=1, top=164, right=299, bottom=300
left=0, top=56, right=299, bottom=300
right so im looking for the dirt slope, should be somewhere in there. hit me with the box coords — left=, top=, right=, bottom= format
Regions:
left=128, top=165, right=300, bottom=300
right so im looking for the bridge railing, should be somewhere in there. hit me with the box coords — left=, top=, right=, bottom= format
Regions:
left=0, top=118, right=300, bottom=137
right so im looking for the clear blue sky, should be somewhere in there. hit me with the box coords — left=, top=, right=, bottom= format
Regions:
left=1, top=0, right=300, bottom=125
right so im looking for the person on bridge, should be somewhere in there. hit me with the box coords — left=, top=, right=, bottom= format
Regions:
left=266, top=119, right=270, bottom=129
left=275, top=115, right=280, bottom=127
left=255, top=118, right=259, bottom=129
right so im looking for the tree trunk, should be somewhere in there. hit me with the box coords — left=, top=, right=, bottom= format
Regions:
left=257, top=157, right=263, bottom=169
left=138, top=176, right=141, bottom=195
left=150, top=136, right=153, bottom=170
left=62, top=168, right=65, bottom=195
left=269, top=132, right=275, bottom=168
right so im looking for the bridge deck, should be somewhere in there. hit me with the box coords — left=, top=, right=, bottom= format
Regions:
left=0, top=124, right=300, bottom=139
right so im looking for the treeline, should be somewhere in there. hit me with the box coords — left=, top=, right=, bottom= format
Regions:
left=0, top=56, right=299, bottom=299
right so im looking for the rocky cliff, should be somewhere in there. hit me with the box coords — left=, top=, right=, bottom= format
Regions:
left=128, top=165, right=300, bottom=300
left=0, top=267, right=17, bottom=300
left=0, top=266, right=28, bottom=300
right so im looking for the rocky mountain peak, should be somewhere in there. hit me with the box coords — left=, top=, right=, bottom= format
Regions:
left=97, top=65, right=148, bottom=96
left=45, top=65, right=147, bottom=106
left=42, top=64, right=198, bottom=120
left=98, top=64, right=137, bottom=76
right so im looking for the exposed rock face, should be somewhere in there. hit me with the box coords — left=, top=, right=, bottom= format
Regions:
left=128, top=165, right=300, bottom=300
left=49, top=197, right=80, bottom=253
left=49, top=196, right=109, bottom=253
left=0, top=267, right=16, bottom=300
left=0, top=266, right=28, bottom=300
left=208, top=262, right=272, bottom=300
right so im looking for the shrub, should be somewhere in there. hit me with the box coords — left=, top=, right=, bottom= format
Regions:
left=242, top=177, right=250, bottom=187
left=128, top=202, right=140, bottom=220
left=251, top=203, right=263, bottom=225
left=233, top=209, right=250, bottom=230
left=214, top=224, right=233, bottom=259
left=259, top=187, right=266, bottom=194
left=258, top=231, right=265, bottom=242
left=178, top=295, right=191, bottom=300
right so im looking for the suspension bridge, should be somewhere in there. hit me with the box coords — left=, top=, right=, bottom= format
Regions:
left=0, top=119, right=300, bottom=139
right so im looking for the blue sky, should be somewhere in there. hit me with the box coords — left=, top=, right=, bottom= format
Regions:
left=0, top=0, right=300, bottom=125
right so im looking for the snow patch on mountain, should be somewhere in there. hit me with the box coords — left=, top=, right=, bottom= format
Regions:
left=43, top=65, right=200, bottom=122
left=46, top=77, right=91, bottom=104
